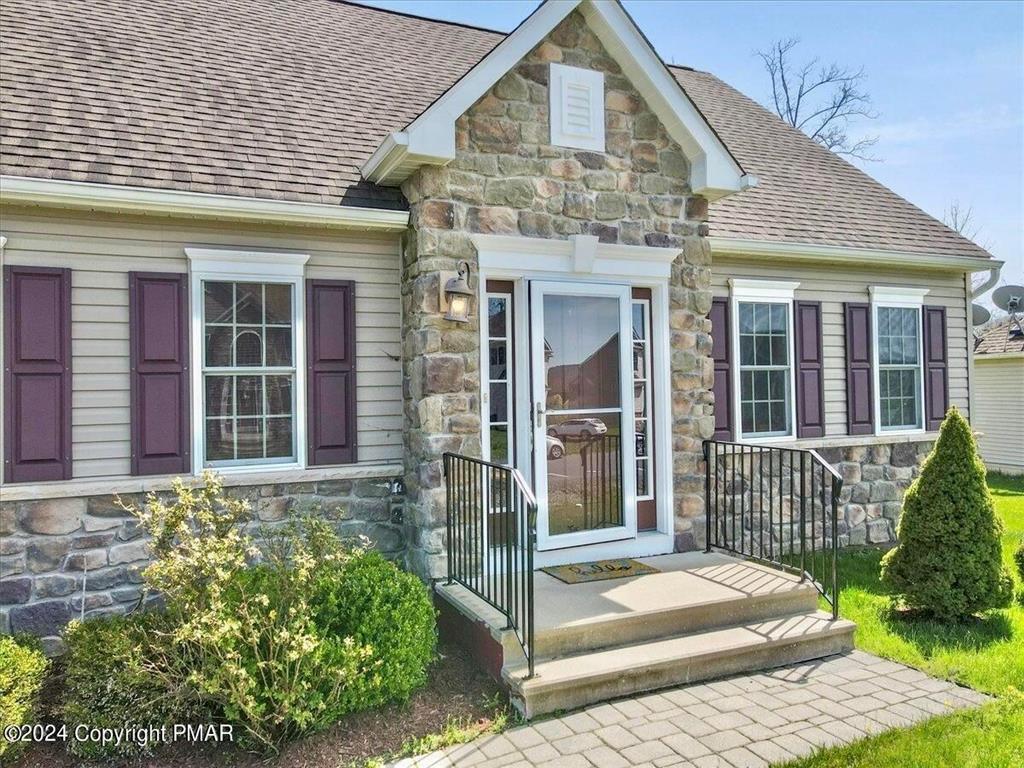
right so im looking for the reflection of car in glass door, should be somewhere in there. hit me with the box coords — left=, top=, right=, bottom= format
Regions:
left=547, top=417, right=608, bottom=440
left=546, top=435, right=565, bottom=459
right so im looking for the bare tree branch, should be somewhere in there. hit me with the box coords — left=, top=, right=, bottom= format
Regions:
left=757, top=38, right=879, bottom=160
left=944, top=201, right=982, bottom=241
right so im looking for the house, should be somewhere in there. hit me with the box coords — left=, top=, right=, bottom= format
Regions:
left=972, top=317, right=1024, bottom=475
left=0, top=0, right=1002, bottom=712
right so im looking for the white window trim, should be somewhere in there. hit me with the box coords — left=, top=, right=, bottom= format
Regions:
left=632, top=297, right=655, bottom=501
left=870, top=286, right=929, bottom=437
left=729, top=279, right=800, bottom=443
left=549, top=63, right=605, bottom=151
left=186, top=248, right=310, bottom=474
left=481, top=288, right=515, bottom=466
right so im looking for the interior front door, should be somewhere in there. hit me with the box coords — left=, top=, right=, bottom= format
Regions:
left=530, top=281, right=637, bottom=550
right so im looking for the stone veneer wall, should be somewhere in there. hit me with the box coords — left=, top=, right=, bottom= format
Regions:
left=692, top=439, right=933, bottom=552
left=820, top=440, right=933, bottom=547
left=0, top=478, right=404, bottom=652
left=399, top=10, right=715, bottom=579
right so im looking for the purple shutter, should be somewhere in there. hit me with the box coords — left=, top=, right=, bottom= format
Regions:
left=710, top=297, right=733, bottom=440
left=922, top=306, right=949, bottom=430
left=129, top=272, right=190, bottom=475
left=3, top=266, right=72, bottom=482
left=794, top=301, right=825, bottom=438
left=306, top=279, right=357, bottom=465
left=844, top=303, right=874, bottom=435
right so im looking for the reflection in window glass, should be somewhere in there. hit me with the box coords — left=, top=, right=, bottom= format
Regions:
left=739, top=301, right=791, bottom=437
left=543, top=295, right=620, bottom=410
left=632, top=300, right=653, bottom=499
left=877, top=306, right=922, bottom=430
left=202, top=281, right=295, bottom=465
left=545, top=413, right=623, bottom=534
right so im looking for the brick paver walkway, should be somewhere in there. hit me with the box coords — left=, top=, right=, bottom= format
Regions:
left=389, top=650, right=989, bottom=768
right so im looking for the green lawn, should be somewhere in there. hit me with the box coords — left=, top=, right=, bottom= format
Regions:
left=834, top=472, right=1023, bottom=696
left=785, top=472, right=1024, bottom=767
left=783, top=692, right=1024, bottom=768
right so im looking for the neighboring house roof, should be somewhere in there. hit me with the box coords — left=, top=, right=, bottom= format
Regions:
left=975, top=317, right=1024, bottom=355
left=0, top=0, right=994, bottom=259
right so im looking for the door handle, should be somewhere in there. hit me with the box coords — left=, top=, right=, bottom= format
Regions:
left=534, top=402, right=545, bottom=430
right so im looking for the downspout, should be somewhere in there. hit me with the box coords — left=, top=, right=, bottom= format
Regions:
left=970, top=264, right=1001, bottom=299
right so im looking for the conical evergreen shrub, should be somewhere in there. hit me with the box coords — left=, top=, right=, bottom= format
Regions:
left=880, top=407, right=1013, bottom=619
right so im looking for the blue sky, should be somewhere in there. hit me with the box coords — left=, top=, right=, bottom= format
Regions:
left=361, top=0, right=1024, bottom=305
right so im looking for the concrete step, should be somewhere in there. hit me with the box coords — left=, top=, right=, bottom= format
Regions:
left=532, top=578, right=819, bottom=659
left=504, top=611, right=855, bottom=718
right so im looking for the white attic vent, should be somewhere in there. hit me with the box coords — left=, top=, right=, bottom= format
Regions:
left=550, top=63, right=605, bottom=151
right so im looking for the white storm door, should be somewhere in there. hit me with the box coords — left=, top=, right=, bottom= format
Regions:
left=529, top=281, right=637, bottom=550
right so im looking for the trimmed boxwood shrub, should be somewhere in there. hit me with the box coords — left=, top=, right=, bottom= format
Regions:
left=314, top=550, right=437, bottom=712
left=0, top=634, right=49, bottom=762
left=881, top=407, right=1014, bottom=619
left=61, top=613, right=199, bottom=759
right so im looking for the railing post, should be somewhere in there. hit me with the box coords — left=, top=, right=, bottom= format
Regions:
left=444, top=454, right=453, bottom=586
left=831, top=474, right=841, bottom=620
left=504, top=468, right=514, bottom=631
left=703, top=440, right=712, bottom=552
left=799, top=451, right=807, bottom=581
left=526, top=492, right=536, bottom=680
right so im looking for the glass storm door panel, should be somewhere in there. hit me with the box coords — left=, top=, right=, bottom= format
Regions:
left=530, top=281, right=636, bottom=550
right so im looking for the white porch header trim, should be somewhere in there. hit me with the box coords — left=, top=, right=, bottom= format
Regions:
left=185, top=247, right=310, bottom=278
left=869, top=285, right=930, bottom=306
left=0, top=175, right=411, bottom=231
left=710, top=235, right=1001, bottom=273
left=472, top=233, right=682, bottom=279
left=362, top=0, right=747, bottom=200
left=728, top=278, right=800, bottom=302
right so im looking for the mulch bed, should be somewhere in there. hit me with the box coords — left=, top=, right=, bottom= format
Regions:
left=13, top=641, right=505, bottom=768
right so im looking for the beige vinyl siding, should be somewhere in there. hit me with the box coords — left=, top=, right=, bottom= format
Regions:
left=712, top=254, right=971, bottom=438
left=973, top=356, right=1024, bottom=474
left=2, top=206, right=403, bottom=479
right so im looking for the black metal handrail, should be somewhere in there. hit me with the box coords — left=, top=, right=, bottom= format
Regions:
left=702, top=440, right=842, bottom=619
left=443, top=452, right=538, bottom=677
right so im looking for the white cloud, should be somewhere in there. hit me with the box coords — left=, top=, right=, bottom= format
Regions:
left=872, top=106, right=1021, bottom=144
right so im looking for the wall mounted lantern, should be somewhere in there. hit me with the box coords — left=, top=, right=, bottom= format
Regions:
left=442, top=260, right=474, bottom=323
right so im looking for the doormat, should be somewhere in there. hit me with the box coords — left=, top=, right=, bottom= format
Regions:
left=541, top=558, right=660, bottom=584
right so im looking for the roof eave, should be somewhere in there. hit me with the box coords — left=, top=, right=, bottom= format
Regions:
left=709, top=236, right=1002, bottom=273
left=0, top=176, right=411, bottom=231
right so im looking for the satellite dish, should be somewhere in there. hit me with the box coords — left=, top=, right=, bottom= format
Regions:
left=972, top=303, right=991, bottom=326
left=992, top=285, right=1024, bottom=314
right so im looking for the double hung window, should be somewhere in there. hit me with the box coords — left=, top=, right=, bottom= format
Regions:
left=202, top=281, right=297, bottom=465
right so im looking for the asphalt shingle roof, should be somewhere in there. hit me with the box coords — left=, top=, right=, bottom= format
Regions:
left=975, top=317, right=1024, bottom=355
left=0, top=0, right=994, bottom=259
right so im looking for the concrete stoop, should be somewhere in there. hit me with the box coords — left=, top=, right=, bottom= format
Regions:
left=435, top=552, right=855, bottom=718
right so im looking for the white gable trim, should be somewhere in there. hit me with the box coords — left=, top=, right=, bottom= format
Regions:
left=578, top=1, right=745, bottom=198
left=362, top=0, right=748, bottom=200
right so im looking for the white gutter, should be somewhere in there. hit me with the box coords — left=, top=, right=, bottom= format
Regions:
left=0, top=176, right=411, bottom=232
left=709, top=236, right=1001, bottom=273
left=975, top=351, right=1024, bottom=361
